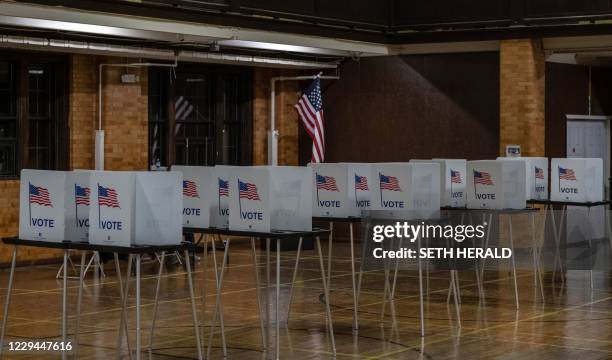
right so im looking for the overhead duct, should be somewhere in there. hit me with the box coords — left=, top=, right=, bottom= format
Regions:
left=0, top=35, right=338, bottom=69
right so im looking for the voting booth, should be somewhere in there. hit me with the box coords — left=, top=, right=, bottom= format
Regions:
left=228, top=166, right=312, bottom=232
left=412, top=159, right=467, bottom=208
left=211, top=165, right=235, bottom=228
left=65, top=170, right=92, bottom=242
left=19, top=169, right=68, bottom=242
left=370, top=162, right=441, bottom=217
left=309, top=163, right=371, bottom=217
left=466, top=160, right=526, bottom=209
left=89, top=171, right=183, bottom=247
left=497, top=157, right=548, bottom=200
left=550, top=158, right=603, bottom=202
left=172, top=165, right=214, bottom=228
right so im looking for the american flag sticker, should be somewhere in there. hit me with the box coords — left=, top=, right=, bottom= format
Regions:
left=316, top=174, right=339, bottom=191
left=183, top=180, right=199, bottom=198
left=473, top=170, right=493, bottom=185
left=98, top=185, right=120, bottom=208
left=558, top=166, right=576, bottom=180
left=75, top=185, right=90, bottom=206
left=379, top=174, right=401, bottom=191
left=29, top=183, right=53, bottom=207
left=355, top=174, right=369, bottom=191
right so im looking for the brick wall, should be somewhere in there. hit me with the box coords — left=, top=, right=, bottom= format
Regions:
left=252, top=67, right=300, bottom=165
left=0, top=54, right=149, bottom=266
left=500, top=39, right=546, bottom=156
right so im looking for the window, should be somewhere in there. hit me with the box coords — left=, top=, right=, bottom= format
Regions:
left=148, top=64, right=252, bottom=167
left=0, top=61, right=17, bottom=177
left=0, top=54, right=68, bottom=178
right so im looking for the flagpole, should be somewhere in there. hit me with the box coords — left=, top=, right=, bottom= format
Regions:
left=75, top=184, right=78, bottom=228
left=238, top=179, right=242, bottom=216
left=97, top=183, right=101, bottom=229
left=354, top=174, right=358, bottom=207
left=28, top=182, right=32, bottom=225
left=379, top=173, right=383, bottom=206
left=558, top=166, right=560, bottom=191
left=315, top=173, right=320, bottom=204
left=473, top=171, right=477, bottom=199
left=450, top=171, right=453, bottom=205
left=218, top=178, right=221, bottom=216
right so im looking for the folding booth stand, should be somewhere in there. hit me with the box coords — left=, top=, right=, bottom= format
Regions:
left=0, top=238, right=201, bottom=360
left=183, top=227, right=334, bottom=360
left=527, top=199, right=611, bottom=289
left=311, top=216, right=362, bottom=332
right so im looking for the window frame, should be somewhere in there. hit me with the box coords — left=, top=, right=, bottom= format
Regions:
left=0, top=52, right=69, bottom=180
left=148, top=63, right=253, bottom=168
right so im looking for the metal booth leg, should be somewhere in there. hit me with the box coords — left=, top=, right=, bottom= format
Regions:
left=74, top=251, right=87, bottom=360
left=206, top=238, right=229, bottom=358
left=348, top=223, right=359, bottom=332
left=275, top=239, right=281, bottom=360
left=251, top=238, right=267, bottom=350
left=61, top=250, right=68, bottom=360
left=148, top=252, right=165, bottom=356
left=508, top=216, right=519, bottom=310
left=184, top=250, right=204, bottom=360
left=135, top=254, right=141, bottom=360
left=0, top=246, right=18, bottom=359
left=116, top=254, right=133, bottom=360
left=315, top=236, right=336, bottom=357
left=114, top=254, right=132, bottom=360
left=286, top=237, right=303, bottom=324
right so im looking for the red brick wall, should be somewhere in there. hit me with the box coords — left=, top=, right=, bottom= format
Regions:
left=252, top=67, right=300, bottom=165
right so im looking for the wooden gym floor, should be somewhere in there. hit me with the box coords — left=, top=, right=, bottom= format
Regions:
left=0, top=239, right=610, bottom=359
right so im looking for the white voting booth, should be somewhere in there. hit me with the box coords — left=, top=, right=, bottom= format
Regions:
left=370, top=162, right=441, bottom=217
left=172, top=165, right=214, bottom=228
left=412, top=159, right=467, bottom=207
left=89, top=171, right=183, bottom=247
left=497, top=157, right=548, bottom=200
left=466, top=160, right=526, bottom=209
left=550, top=158, right=604, bottom=202
left=65, top=170, right=92, bottom=242
left=211, top=165, right=235, bottom=228
left=228, top=166, right=312, bottom=232
left=19, top=169, right=68, bottom=242
left=309, top=163, right=371, bottom=217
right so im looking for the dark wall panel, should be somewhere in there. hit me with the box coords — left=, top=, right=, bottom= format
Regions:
left=393, top=0, right=513, bottom=26
left=525, top=0, right=612, bottom=18
left=304, top=53, right=499, bottom=164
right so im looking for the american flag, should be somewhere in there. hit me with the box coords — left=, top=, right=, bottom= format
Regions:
left=239, top=180, right=261, bottom=201
left=473, top=170, right=493, bottom=185
left=379, top=174, right=401, bottom=191
left=98, top=185, right=120, bottom=208
left=295, top=78, right=325, bottom=163
left=355, top=174, right=369, bottom=191
left=535, top=166, right=545, bottom=180
left=29, top=183, right=52, bottom=207
left=450, top=169, right=462, bottom=184
left=75, top=185, right=90, bottom=206
left=316, top=174, right=338, bottom=191
left=218, top=178, right=229, bottom=197
left=183, top=180, right=199, bottom=198
left=559, top=166, right=576, bottom=180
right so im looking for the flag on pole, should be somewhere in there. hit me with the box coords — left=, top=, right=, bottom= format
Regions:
left=450, top=170, right=462, bottom=184
left=473, top=171, right=493, bottom=185
left=238, top=180, right=261, bottom=201
left=75, top=185, right=90, bottom=205
left=535, top=166, right=545, bottom=180
left=379, top=174, right=401, bottom=191
left=98, top=185, right=120, bottom=208
left=295, top=78, right=325, bottom=163
left=559, top=167, right=576, bottom=180
left=355, top=175, right=369, bottom=191
left=183, top=180, right=199, bottom=198
left=29, top=183, right=52, bottom=207
left=316, top=174, right=339, bottom=191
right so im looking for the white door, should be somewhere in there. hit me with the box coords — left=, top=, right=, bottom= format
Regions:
left=566, top=116, right=609, bottom=266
